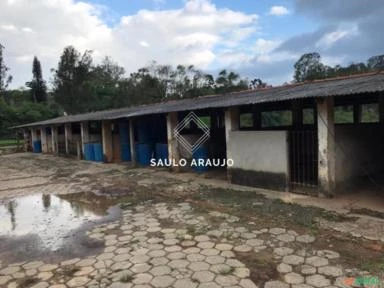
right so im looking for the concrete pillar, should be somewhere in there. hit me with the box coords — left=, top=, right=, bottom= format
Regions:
left=167, top=112, right=181, bottom=172
left=51, top=126, right=58, bottom=154
left=129, top=120, right=136, bottom=165
left=224, top=107, right=239, bottom=159
left=40, top=127, right=48, bottom=153
left=31, top=128, right=38, bottom=144
left=64, top=123, right=72, bottom=154
left=102, top=120, right=113, bottom=163
left=23, top=129, right=31, bottom=152
left=80, top=122, right=90, bottom=156
left=317, top=97, right=336, bottom=197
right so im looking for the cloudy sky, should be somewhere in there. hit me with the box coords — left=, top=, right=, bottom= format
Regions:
left=1, top=0, right=383, bottom=88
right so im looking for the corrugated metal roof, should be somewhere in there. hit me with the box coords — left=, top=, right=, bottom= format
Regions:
left=15, top=72, right=384, bottom=128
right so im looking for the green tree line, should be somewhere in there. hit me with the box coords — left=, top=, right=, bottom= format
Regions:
left=0, top=43, right=383, bottom=138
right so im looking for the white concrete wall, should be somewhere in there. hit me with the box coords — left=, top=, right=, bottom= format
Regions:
left=228, top=131, right=289, bottom=174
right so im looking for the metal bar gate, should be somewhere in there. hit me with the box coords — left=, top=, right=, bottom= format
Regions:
left=289, top=130, right=318, bottom=194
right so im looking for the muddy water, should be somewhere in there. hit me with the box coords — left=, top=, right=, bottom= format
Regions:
left=0, top=193, right=121, bottom=264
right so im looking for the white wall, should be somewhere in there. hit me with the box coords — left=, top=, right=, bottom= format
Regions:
left=228, top=131, right=289, bottom=174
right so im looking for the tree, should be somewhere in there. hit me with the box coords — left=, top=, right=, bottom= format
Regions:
left=26, top=56, right=47, bottom=102
left=0, top=44, right=12, bottom=97
left=250, top=78, right=268, bottom=89
left=367, top=55, right=384, bottom=71
left=52, top=46, right=94, bottom=114
left=294, top=52, right=327, bottom=82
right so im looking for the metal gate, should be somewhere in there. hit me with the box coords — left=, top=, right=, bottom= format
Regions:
left=289, top=130, right=318, bottom=193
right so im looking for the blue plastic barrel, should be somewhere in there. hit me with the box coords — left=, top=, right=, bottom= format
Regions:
left=137, top=143, right=152, bottom=166
left=33, top=140, right=42, bottom=153
left=121, top=143, right=131, bottom=161
left=84, top=143, right=94, bottom=161
left=192, top=147, right=209, bottom=172
left=93, top=143, right=104, bottom=162
left=155, top=143, right=168, bottom=162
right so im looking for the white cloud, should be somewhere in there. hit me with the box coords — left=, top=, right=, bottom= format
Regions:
left=268, top=6, right=290, bottom=16
left=315, top=26, right=359, bottom=49
left=254, top=38, right=281, bottom=54
left=0, top=0, right=259, bottom=88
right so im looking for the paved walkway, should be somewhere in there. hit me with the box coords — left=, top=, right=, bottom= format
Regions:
left=0, top=201, right=371, bottom=287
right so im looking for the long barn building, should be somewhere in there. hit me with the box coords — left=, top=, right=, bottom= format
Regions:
left=15, top=72, right=384, bottom=197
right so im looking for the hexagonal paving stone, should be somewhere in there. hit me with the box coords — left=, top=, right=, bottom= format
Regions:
left=301, top=265, right=316, bottom=275
left=165, top=245, right=182, bottom=252
left=67, top=276, right=90, bottom=287
left=189, top=261, right=210, bottom=272
left=264, top=280, right=289, bottom=288
left=233, top=267, right=250, bottom=278
left=282, top=255, right=305, bottom=266
left=187, top=253, right=206, bottom=262
left=148, top=250, right=166, bottom=257
left=113, top=253, right=131, bottom=262
left=149, top=265, right=172, bottom=276
left=133, top=273, right=153, bottom=285
left=184, top=247, right=201, bottom=254
left=245, top=239, right=264, bottom=246
left=284, top=272, right=304, bottom=284
left=150, top=257, right=169, bottom=266
left=168, top=260, right=190, bottom=269
left=97, top=253, right=114, bottom=260
left=38, top=264, right=58, bottom=272
left=276, top=234, right=296, bottom=242
left=30, top=282, right=50, bottom=288
left=215, top=243, right=233, bottom=251
left=23, top=261, right=45, bottom=270
left=195, top=235, right=210, bottom=242
left=197, top=242, right=215, bottom=249
left=74, top=266, right=94, bottom=276
left=305, top=256, right=329, bottom=267
left=163, top=239, right=179, bottom=246
left=131, top=263, right=152, bottom=273
left=306, top=274, right=330, bottom=287
left=37, top=272, right=53, bottom=281
left=0, top=266, right=20, bottom=275
left=316, top=250, right=340, bottom=259
left=239, top=279, right=258, bottom=288
left=206, top=256, right=225, bottom=265
left=234, top=245, right=252, bottom=252
left=317, top=266, right=343, bottom=277
left=181, top=240, right=196, bottom=247
left=226, top=259, right=245, bottom=268
left=131, top=255, right=150, bottom=264
left=269, top=228, right=286, bottom=235
left=201, top=249, right=220, bottom=256
left=151, top=275, right=176, bottom=287
left=198, top=282, right=222, bottom=288
left=192, top=271, right=215, bottom=283
left=76, top=258, right=96, bottom=267
left=167, top=252, right=186, bottom=260
left=215, top=274, right=239, bottom=286
left=173, top=278, right=198, bottom=288
left=60, top=258, right=80, bottom=266
left=296, top=235, right=316, bottom=243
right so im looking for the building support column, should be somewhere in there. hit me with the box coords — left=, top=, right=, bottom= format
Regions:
left=80, top=122, right=89, bottom=156
left=23, top=129, right=31, bottom=152
left=225, top=107, right=239, bottom=160
left=225, top=107, right=239, bottom=182
left=40, top=127, right=48, bottom=153
left=102, top=120, right=113, bottom=163
left=129, top=120, right=136, bottom=165
left=51, top=126, right=58, bottom=155
left=167, top=112, right=180, bottom=172
left=64, top=123, right=72, bottom=155
left=317, top=97, right=336, bottom=197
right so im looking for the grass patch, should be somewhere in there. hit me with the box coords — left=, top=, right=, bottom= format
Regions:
left=59, top=265, right=80, bottom=277
left=16, top=276, right=39, bottom=288
left=0, top=139, right=22, bottom=147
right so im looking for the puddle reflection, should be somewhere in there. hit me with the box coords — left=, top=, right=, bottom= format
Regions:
left=0, top=193, right=106, bottom=250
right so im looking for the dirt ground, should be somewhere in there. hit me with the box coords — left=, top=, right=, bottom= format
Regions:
left=0, top=153, right=384, bottom=287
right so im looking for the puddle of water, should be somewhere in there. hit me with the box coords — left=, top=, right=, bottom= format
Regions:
left=0, top=193, right=109, bottom=251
